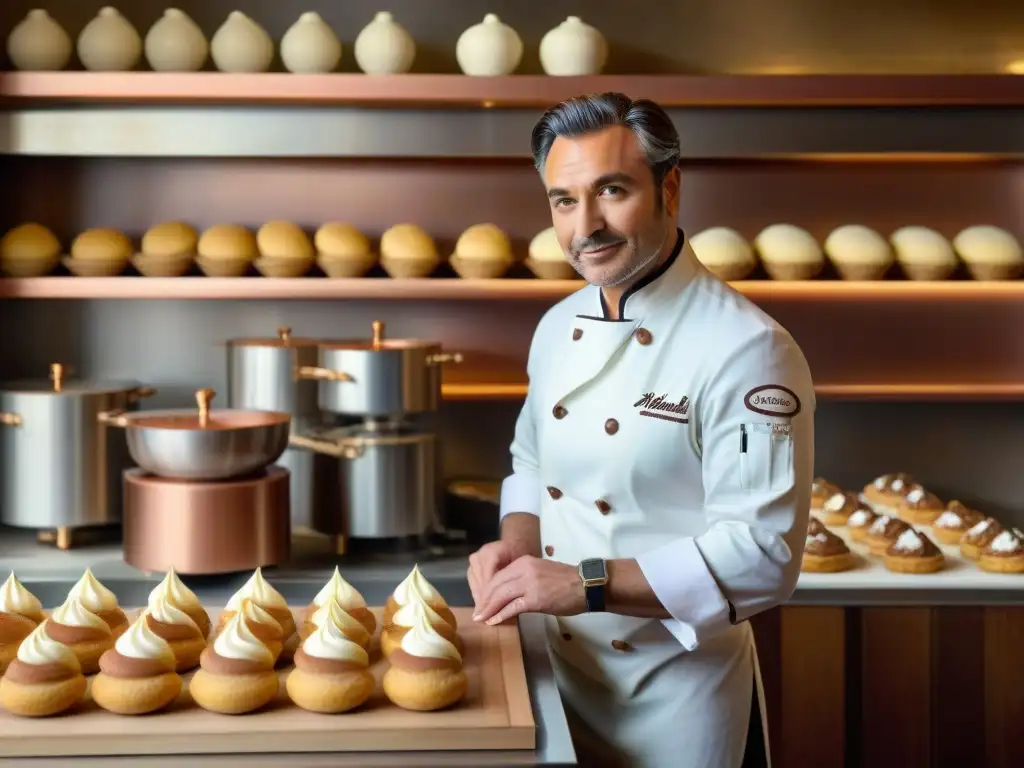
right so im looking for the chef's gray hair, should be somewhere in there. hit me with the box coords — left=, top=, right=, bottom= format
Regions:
left=530, top=92, right=681, bottom=199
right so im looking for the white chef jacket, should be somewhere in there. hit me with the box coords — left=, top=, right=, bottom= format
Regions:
left=499, top=230, right=814, bottom=768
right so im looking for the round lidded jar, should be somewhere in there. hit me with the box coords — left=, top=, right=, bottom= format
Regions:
left=227, top=326, right=324, bottom=421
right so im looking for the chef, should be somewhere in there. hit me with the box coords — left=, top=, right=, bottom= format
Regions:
left=468, top=92, right=814, bottom=768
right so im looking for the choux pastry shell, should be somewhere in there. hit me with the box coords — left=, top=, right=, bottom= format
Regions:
left=286, top=618, right=375, bottom=714
left=91, top=613, right=182, bottom=715
left=43, top=598, right=114, bottom=675
left=383, top=613, right=466, bottom=712
left=0, top=623, right=87, bottom=717
left=381, top=596, right=460, bottom=659
left=145, top=594, right=206, bottom=673
left=190, top=612, right=279, bottom=715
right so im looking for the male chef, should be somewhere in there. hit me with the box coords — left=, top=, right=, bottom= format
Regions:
left=468, top=92, right=814, bottom=768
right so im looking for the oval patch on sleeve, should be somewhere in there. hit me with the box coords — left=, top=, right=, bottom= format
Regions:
left=744, top=384, right=801, bottom=417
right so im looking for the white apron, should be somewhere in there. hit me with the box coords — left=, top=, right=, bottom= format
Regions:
left=500, top=232, right=815, bottom=768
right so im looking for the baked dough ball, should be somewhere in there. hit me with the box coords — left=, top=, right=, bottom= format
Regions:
left=689, top=227, right=755, bottom=281
left=70, top=228, right=133, bottom=263
left=141, top=221, right=198, bottom=257
left=257, top=220, right=315, bottom=260
left=314, top=223, right=371, bottom=258
left=753, top=224, right=823, bottom=281
left=0, top=223, right=61, bottom=262
left=952, top=225, right=1023, bottom=281
left=889, top=226, right=957, bottom=281
left=528, top=226, right=566, bottom=262
left=197, top=224, right=259, bottom=261
left=823, top=224, right=894, bottom=281
left=379, top=224, right=439, bottom=278
left=454, top=223, right=513, bottom=262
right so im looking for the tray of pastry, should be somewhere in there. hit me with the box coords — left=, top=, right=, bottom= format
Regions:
left=0, top=565, right=535, bottom=758
left=797, top=473, right=1024, bottom=588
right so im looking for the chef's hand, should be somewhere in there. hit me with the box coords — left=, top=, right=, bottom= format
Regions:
left=467, top=540, right=525, bottom=610
left=473, top=555, right=585, bottom=625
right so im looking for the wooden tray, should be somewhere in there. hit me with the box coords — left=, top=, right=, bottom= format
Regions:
left=0, top=607, right=535, bottom=758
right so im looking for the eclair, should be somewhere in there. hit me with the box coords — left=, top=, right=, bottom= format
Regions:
left=883, top=529, right=945, bottom=574
left=44, top=598, right=114, bottom=675
left=810, top=478, right=843, bottom=515
left=862, top=473, right=914, bottom=514
left=897, top=485, right=945, bottom=525
left=801, top=528, right=856, bottom=573
left=381, top=596, right=460, bottom=659
left=147, top=567, right=211, bottom=638
left=383, top=613, right=467, bottom=712
left=959, top=517, right=1003, bottom=560
left=978, top=528, right=1024, bottom=574
left=865, top=515, right=912, bottom=556
left=1, top=572, right=44, bottom=674
left=0, top=623, right=88, bottom=717
left=845, top=506, right=878, bottom=543
left=820, top=491, right=870, bottom=527
left=145, top=594, right=206, bottom=672
left=385, top=564, right=456, bottom=629
left=64, top=568, right=129, bottom=637
left=299, top=597, right=371, bottom=650
left=92, top=613, right=182, bottom=715
left=307, top=566, right=376, bottom=636
left=190, top=611, right=280, bottom=715
left=286, top=617, right=375, bottom=714
left=219, top=567, right=295, bottom=639
left=932, top=501, right=986, bottom=545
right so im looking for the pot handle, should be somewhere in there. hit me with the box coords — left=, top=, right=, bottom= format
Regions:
left=129, top=386, right=158, bottom=403
left=0, top=412, right=22, bottom=427
left=295, top=366, right=353, bottom=382
left=429, top=352, right=464, bottom=365
left=97, top=410, right=129, bottom=428
left=290, top=433, right=365, bottom=459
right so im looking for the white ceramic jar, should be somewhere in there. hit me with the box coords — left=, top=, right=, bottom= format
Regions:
left=281, top=12, right=342, bottom=73
left=77, top=7, right=143, bottom=72
left=455, top=14, right=522, bottom=76
left=210, top=11, right=274, bottom=73
left=353, top=11, right=415, bottom=75
left=539, top=16, right=608, bottom=76
left=6, top=9, right=73, bottom=71
left=144, top=9, right=208, bottom=72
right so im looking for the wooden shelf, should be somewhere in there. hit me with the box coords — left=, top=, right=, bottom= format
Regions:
left=1, top=73, right=1021, bottom=108
left=1, top=276, right=1023, bottom=301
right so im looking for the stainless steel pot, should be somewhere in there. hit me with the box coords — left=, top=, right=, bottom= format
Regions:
left=290, top=423, right=438, bottom=540
left=227, top=326, right=324, bottom=420
left=99, top=388, right=290, bottom=481
left=0, top=363, right=156, bottom=537
left=297, top=320, right=462, bottom=417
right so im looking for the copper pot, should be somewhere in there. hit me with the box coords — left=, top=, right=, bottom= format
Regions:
left=99, top=388, right=290, bottom=480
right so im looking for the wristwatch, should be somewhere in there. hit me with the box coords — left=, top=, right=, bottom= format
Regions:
left=578, top=558, right=608, bottom=613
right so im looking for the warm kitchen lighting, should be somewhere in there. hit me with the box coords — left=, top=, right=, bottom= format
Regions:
left=1006, top=59, right=1024, bottom=74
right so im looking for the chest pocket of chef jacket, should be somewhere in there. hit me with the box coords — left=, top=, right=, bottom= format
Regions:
left=739, top=422, right=793, bottom=492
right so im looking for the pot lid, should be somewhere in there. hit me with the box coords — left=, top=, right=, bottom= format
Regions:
left=322, top=320, right=439, bottom=351
left=0, top=363, right=141, bottom=395
left=124, top=388, right=289, bottom=430
left=228, top=326, right=323, bottom=348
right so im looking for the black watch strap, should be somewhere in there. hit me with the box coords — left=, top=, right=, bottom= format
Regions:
left=579, top=558, right=608, bottom=613
left=585, top=583, right=606, bottom=613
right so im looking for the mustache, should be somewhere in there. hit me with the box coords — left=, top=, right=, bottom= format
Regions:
left=571, top=231, right=625, bottom=256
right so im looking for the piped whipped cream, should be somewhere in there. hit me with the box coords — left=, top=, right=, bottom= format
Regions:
left=17, top=623, right=79, bottom=669
left=115, top=613, right=176, bottom=668
left=823, top=493, right=847, bottom=513
left=393, top=564, right=444, bottom=606
left=212, top=611, right=274, bottom=665
left=302, top=618, right=369, bottom=666
left=65, top=568, right=119, bottom=613
left=399, top=612, right=461, bottom=663
left=225, top=567, right=287, bottom=610
left=392, top=596, right=445, bottom=628
left=0, top=571, right=43, bottom=618
left=147, top=567, right=201, bottom=612
left=312, top=566, right=367, bottom=609
left=50, top=598, right=111, bottom=635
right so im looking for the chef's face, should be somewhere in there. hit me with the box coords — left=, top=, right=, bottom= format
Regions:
left=543, top=125, right=680, bottom=287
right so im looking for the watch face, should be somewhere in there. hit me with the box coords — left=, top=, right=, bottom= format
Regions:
left=580, top=559, right=605, bottom=580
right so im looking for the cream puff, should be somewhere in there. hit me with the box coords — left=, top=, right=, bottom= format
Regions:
left=753, top=223, right=824, bottom=281
left=689, top=227, right=756, bottom=282
left=865, top=515, right=912, bottom=556
left=953, top=225, right=1024, bottom=281
left=213, top=598, right=285, bottom=663
left=219, top=567, right=295, bottom=639
left=862, top=472, right=915, bottom=514
left=0, top=572, right=46, bottom=625
left=824, top=224, right=895, bottom=281
left=147, top=567, right=211, bottom=638
left=381, top=596, right=460, bottom=659
left=820, top=491, right=870, bottom=527
left=64, top=568, right=129, bottom=637
left=92, top=613, right=182, bottom=715
left=978, top=528, right=1024, bottom=574
left=897, top=485, right=945, bottom=525
left=883, top=529, right=945, bottom=574
left=801, top=528, right=857, bottom=573
left=382, top=613, right=467, bottom=712
left=959, top=517, right=1004, bottom=560
left=307, top=566, right=376, bottom=636
left=890, top=226, right=958, bottom=281
left=385, top=564, right=456, bottom=629
left=300, top=598, right=370, bottom=650
left=286, top=616, right=375, bottom=714
left=846, top=506, right=879, bottom=544
left=44, top=598, right=114, bottom=674
left=0, top=623, right=87, bottom=717
left=810, top=478, right=843, bottom=515
left=145, top=593, right=206, bottom=672
left=190, top=611, right=280, bottom=715
left=932, top=501, right=986, bottom=546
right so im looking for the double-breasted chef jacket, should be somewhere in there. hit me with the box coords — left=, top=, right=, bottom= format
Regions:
left=499, top=230, right=814, bottom=768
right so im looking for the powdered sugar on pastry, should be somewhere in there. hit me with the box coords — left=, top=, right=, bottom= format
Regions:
left=990, top=531, right=1022, bottom=554
left=892, top=530, right=924, bottom=553
left=823, top=493, right=847, bottom=513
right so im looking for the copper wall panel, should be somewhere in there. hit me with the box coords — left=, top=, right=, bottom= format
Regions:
left=1, top=0, right=1022, bottom=75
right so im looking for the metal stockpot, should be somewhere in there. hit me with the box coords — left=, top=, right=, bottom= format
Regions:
left=0, top=363, right=155, bottom=537
left=297, top=320, right=462, bottom=417
left=99, top=388, right=290, bottom=480
left=227, top=326, right=324, bottom=420
left=291, top=424, right=438, bottom=540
